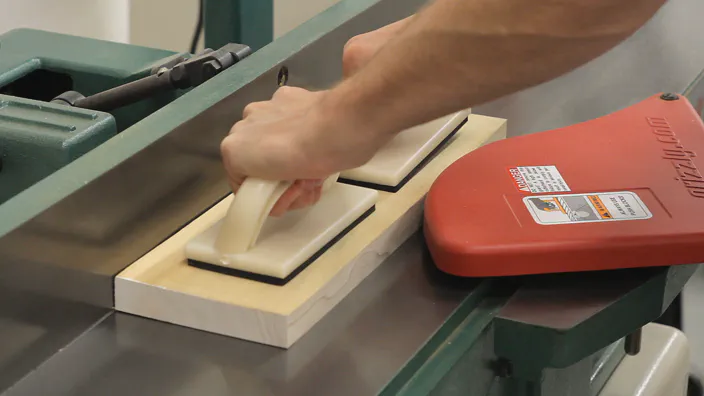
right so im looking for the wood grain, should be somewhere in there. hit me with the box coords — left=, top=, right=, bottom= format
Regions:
left=115, top=114, right=507, bottom=348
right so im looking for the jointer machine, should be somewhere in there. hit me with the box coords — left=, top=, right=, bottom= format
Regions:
left=0, top=1, right=703, bottom=395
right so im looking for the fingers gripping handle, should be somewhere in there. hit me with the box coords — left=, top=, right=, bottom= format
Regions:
left=214, top=179, right=290, bottom=255
left=214, top=174, right=339, bottom=255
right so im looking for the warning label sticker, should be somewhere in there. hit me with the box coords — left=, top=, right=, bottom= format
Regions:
left=508, top=166, right=570, bottom=193
left=523, top=191, right=652, bottom=225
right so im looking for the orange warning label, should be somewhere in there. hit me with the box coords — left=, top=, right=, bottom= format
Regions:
left=524, top=191, right=652, bottom=225
left=587, top=195, right=612, bottom=219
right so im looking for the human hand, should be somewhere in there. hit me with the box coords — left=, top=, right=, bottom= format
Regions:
left=342, top=16, right=413, bottom=78
left=221, top=86, right=386, bottom=216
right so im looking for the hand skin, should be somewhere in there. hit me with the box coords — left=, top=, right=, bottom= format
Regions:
left=222, top=88, right=336, bottom=216
left=222, top=19, right=411, bottom=216
left=342, top=16, right=414, bottom=78
left=221, top=0, right=667, bottom=215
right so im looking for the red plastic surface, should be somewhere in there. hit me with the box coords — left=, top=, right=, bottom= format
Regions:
left=424, top=94, right=704, bottom=277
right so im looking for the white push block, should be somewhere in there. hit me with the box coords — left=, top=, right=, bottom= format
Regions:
left=599, top=323, right=690, bottom=396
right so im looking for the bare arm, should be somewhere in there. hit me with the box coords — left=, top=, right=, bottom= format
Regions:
left=222, top=0, right=666, bottom=215
left=317, top=0, right=667, bottom=167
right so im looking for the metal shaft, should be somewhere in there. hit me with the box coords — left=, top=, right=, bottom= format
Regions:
left=73, top=72, right=175, bottom=112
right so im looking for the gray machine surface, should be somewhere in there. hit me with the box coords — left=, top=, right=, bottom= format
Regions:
left=477, top=0, right=704, bottom=136
left=3, top=235, right=481, bottom=396
left=0, top=0, right=703, bottom=394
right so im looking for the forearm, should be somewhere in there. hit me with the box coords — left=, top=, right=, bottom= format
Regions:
left=324, top=0, right=666, bottom=141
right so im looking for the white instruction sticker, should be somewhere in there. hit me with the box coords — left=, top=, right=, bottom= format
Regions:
left=508, top=166, right=570, bottom=193
left=523, top=191, right=652, bottom=225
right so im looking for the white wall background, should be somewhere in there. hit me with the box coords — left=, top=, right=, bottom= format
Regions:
left=0, top=0, right=130, bottom=43
left=129, top=0, right=200, bottom=52
left=274, top=0, right=340, bottom=38
left=0, top=0, right=341, bottom=53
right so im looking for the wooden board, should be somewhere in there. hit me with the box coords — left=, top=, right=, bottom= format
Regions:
left=114, top=114, right=507, bottom=348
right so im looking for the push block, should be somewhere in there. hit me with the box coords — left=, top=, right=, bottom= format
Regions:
left=340, top=110, right=471, bottom=192
left=186, top=174, right=378, bottom=285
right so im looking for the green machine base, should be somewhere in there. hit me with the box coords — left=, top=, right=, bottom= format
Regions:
left=0, top=29, right=188, bottom=204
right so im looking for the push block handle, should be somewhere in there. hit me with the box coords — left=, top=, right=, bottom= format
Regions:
left=214, top=173, right=339, bottom=255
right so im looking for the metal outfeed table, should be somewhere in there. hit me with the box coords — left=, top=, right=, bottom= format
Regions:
left=0, top=0, right=704, bottom=395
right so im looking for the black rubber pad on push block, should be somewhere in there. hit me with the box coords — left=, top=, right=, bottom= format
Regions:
left=187, top=205, right=376, bottom=286
left=338, top=117, right=468, bottom=193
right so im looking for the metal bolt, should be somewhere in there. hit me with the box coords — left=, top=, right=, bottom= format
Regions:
left=660, top=93, right=679, bottom=101
left=277, top=66, right=289, bottom=86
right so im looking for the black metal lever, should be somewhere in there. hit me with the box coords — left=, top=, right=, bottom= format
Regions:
left=51, top=43, right=252, bottom=112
